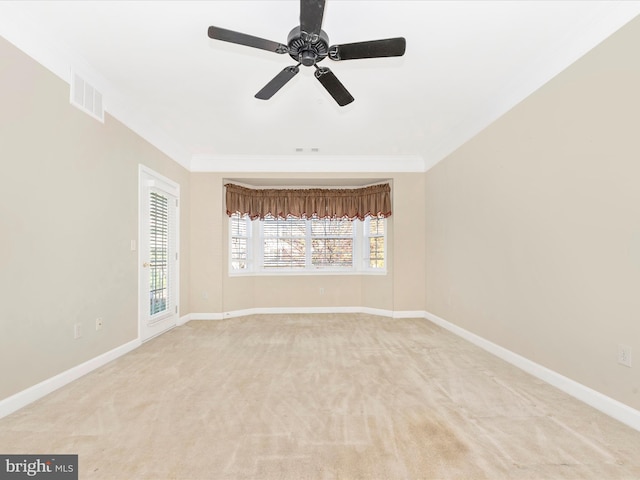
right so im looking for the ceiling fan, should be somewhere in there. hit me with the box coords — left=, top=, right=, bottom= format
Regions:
left=207, top=0, right=406, bottom=106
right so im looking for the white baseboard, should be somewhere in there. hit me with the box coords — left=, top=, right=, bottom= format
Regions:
left=221, top=306, right=363, bottom=318
left=424, top=310, right=640, bottom=432
left=391, top=310, right=427, bottom=319
left=0, top=338, right=140, bottom=419
left=188, top=307, right=423, bottom=320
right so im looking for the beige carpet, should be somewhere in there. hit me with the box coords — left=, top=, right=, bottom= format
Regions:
left=1, top=314, right=640, bottom=479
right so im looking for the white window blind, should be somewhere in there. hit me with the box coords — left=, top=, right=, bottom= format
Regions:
left=365, top=217, right=386, bottom=270
left=230, top=213, right=250, bottom=270
left=149, top=191, right=170, bottom=316
left=262, top=216, right=307, bottom=269
left=310, top=218, right=353, bottom=268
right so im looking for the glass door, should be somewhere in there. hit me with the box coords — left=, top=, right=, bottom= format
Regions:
left=139, top=166, right=179, bottom=341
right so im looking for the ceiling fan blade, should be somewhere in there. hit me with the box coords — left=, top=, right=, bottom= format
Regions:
left=329, top=37, right=406, bottom=60
left=314, top=67, right=354, bottom=106
left=300, top=0, right=325, bottom=37
left=255, top=66, right=300, bottom=100
left=208, top=26, right=288, bottom=54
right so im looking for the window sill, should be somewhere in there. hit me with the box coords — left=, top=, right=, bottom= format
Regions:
left=228, top=269, right=387, bottom=277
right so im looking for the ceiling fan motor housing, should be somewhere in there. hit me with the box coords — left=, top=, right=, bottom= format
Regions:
left=287, top=26, right=329, bottom=66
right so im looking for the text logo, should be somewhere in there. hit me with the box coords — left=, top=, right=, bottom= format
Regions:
left=0, top=455, right=77, bottom=480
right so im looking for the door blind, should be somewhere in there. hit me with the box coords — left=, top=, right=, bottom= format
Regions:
left=149, top=191, right=170, bottom=316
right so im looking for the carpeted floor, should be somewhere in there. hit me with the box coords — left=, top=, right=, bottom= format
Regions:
left=1, top=314, right=640, bottom=479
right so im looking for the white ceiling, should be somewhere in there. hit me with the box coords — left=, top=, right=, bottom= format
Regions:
left=1, top=1, right=639, bottom=172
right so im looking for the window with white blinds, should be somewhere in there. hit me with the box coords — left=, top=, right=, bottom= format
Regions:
left=149, top=191, right=170, bottom=316
left=230, top=213, right=250, bottom=270
left=262, top=216, right=307, bottom=269
left=365, top=217, right=385, bottom=269
left=310, top=218, right=353, bottom=269
left=229, top=214, right=385, bottom=275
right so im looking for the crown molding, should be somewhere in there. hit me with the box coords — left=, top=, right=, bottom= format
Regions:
left=190, top=154, right=427, bottom=173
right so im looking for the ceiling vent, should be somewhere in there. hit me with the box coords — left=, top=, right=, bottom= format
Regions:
left=70, top=71, right=104, bottom=123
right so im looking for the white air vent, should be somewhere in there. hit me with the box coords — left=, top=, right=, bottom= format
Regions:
left=70, top=71, right=104, bottom=122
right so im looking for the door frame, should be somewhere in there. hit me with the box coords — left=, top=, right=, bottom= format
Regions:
left=138, top=164, right=180, bottom=342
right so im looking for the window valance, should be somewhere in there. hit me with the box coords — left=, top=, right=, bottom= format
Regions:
left=225, top=182, right=392, bottom=220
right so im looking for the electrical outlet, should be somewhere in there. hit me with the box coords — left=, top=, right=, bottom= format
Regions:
left=74, top=323, right=82, bottom=339
left=96, top=317, right=103, bottom=331
left=618, top=344, right=632, bottom=367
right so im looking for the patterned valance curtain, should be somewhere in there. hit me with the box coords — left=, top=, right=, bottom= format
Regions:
left=225, top=183, right=392, bottom=220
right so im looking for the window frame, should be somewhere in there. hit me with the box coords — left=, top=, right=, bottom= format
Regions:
left=228, top=214, right=387, bottom=276
left=363, top=216, right=387, bottom=271
left=259, top=216, right=310, bottom=271
left=229, top=213, right=252, bottom=271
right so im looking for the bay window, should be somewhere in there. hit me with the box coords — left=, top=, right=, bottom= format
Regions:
left=226, top=182, right=390, bottom=275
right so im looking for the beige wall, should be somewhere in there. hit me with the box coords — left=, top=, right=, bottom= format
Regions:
left=0, top=36, right=190, bottom=401
left=425, top=17, right=640, bottom=409
left=189, top=172, right=425, bottom=315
